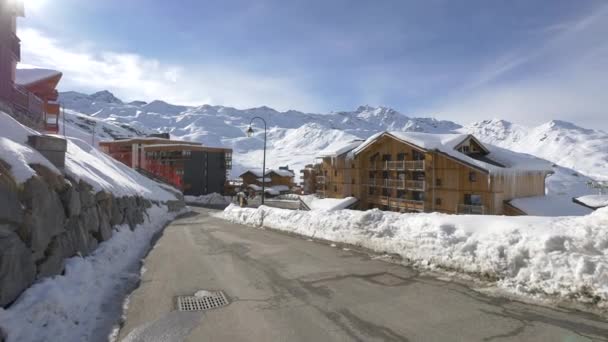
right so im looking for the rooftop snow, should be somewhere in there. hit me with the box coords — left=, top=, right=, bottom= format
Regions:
left=15, top=67, right=62, bottom=86
left=241, top=169, right=294, bottom=178
left=351, top=131, right=553, bottom=174
left=318, top=139, right=365, bottom=158
left=575, top=195, right=608, bottom=209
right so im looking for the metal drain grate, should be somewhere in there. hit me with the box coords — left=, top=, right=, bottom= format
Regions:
left=176, top=291, right=229, bottom=312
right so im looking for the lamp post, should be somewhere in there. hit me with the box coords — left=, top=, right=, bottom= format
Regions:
left=246, top=117, right=267, bottom=205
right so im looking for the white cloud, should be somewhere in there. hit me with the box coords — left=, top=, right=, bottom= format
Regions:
left=17, top=27, right=323, bottom=112
left=428, top=4, right=608, bottom=131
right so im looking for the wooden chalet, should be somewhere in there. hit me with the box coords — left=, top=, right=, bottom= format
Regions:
left=240, top=166, right=295, bottom=196
left=316, top=132, right=553, bottom=215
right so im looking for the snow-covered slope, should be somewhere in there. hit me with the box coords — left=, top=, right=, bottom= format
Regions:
left=463, top=119, right=608, bottom=181
left=58, top=91, right=607, bottom=187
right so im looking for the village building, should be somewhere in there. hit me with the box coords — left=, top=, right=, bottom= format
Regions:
left=316, top=132, right=552, bottom=215
left=0, top=1, right=62, bottom=133
left=240, top=166, right=295, bottom=196
left=300, top=163, right=321, bottom=195
left=99, top=137, right=232, bottom=196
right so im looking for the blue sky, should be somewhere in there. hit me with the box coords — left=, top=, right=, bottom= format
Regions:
left=18, top=0, right=608, bottom=129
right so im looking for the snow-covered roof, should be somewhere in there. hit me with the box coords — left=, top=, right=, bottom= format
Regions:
left=510, top=196, right=593, bottom=217
left=318, top=139, right=365, bottom=158
left=352, top=131, right=553, bottom=174
left=241, top=169, right=294, bottom=178
left=15, top=67, right=62, bottom=87
left=267, top=169, right=295, bottom=177
left=256, top=177, right=271, bottom=183
left=575, top=195, right=608, bottom=209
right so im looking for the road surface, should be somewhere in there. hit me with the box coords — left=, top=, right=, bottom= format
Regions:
left=119, top=207, right=608, bottom=342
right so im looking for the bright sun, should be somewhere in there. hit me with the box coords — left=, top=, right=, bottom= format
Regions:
left=21, top=0, right=48, bottom=11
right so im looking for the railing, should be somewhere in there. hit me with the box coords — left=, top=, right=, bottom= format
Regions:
left=368, top=195, right=425, bottom=212
left=316, top=175, right=326, bottom=184
left=12, top=86, right=45, bottom=121
left=458, top=204, right=485, bottom=215
left=367, top=178, right=425, bottom=191
left=389, top=198, right=425, bottom=212
left=369, top=160, right=425, bottom=171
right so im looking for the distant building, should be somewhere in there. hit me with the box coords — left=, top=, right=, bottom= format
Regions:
left=99, top=138, right=233, bottom=196
left=240, top=166, right=295, bottom=196
left=316, top=132, right=553, bottom=215
left=300, top=163, right=321, bottom=195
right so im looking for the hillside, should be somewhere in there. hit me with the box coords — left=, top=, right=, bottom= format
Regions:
left=58, top=91, right=607, bottom=186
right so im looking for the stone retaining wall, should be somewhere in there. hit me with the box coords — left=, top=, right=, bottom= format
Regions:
left=0, top=163, right=185, bottom=307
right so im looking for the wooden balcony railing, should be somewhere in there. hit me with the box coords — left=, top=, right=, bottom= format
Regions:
left=369, top=160, right=425, bottom=171
left=12, top=86, right=44, bottom=121
left=368, top=195, right=425, bottom=212
left=367, top=179, right=425, bottom=191
left=457, top=204, right=485, bottom=215
left=316, top=175, right=326, bottom=184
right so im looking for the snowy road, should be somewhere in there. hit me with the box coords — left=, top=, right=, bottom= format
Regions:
left=118, top=208, right=608, bottom=342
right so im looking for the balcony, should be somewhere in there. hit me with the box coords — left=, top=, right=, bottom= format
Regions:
left=316, top=175, right=326, bottom=184
left=12, top=86, right=44, bottom=120
left=367, top=178, right=425, bottom=191
left=389, top=198, right=425, bottom=212
left=458, top=204, right=485, bottom=215
left=368, top=195, right=425, bottom=212
left=369, top=160, right=425, bottom=171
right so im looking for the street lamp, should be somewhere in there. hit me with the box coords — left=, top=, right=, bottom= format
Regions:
left=246, top=117, right=267, bottom=204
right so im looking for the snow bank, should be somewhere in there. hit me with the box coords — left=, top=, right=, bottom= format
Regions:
left=223, top=205, right=608, bottom=306
left=577, top=195, right=608, bottom=209
left=184, top=193, right=231, bottom=206
left=0, top=205, right=187, bottom=342
left=0, top=111, right=175, bottom=201
left=300, top=195, right=358, bottom=211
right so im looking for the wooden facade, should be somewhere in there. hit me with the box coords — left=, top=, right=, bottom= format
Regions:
left=239, top=167, right=295, bottom=194
left=318, top=133, right=551, bottom=215
left=300, top=163, right=320, bottom=195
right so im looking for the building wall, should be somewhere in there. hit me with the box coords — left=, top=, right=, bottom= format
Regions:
left=183, top=151, right=227, bottom=196
left=318, top=134, right=548, bottom=215
left=0, top=4, right=18, bottom=104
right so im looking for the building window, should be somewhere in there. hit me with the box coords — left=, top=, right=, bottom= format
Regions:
left=334, top=185, right=338, bottom=192
left=334, top=170, right=338, bottom=176
left=352, top=163, right=355, bottom=168
left=464, top=194, right=482, bottom=205
left=469, top=172, right=476, bottom=182
left=369, top=187, right=375, bottom=195
left=396, top=190, right=406, bottom=198
left=382, top=154, right=392, bottom=161
left=435, top=198, right=442, bottom=206
left=397, top=153, right=406, bottom=161
left=460, top=145, right=470, bottom=153
left=352, top=178, right=355, bottom=184
left=382, top=171, right=389, bottom=179
left=382, top=188, right=390, bottom=196
left=413, top=191, right=424, bottom=201
left=413, top=150, right=424, bottom=160
left=436, top=178, right=442, bottom=186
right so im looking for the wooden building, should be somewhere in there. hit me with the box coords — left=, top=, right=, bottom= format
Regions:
left=15, top=68, right=63, bottom=133
left=317, top=132, right=552, bottom=215
left=99, top=137, right=233, bottom=196
left=240, top=166, right=295, bottom=196
left=300, top=163, right=321, bottom=195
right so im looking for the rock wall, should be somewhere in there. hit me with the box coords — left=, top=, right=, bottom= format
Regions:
left=0, top=163, right=184, bottom=307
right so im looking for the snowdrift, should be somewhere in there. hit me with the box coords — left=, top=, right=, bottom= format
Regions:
left=223, top=204, right=608, bottom=307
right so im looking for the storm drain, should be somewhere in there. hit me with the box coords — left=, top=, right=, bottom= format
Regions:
left=176, top=291, right=229, bottom=312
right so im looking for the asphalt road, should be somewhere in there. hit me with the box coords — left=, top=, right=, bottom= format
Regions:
left=118, top=207, right=608, bottom=342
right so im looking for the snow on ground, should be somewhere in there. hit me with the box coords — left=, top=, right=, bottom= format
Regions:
left=300, top=195, right=358, bottom=211
left=184, top=193, right=231, bottom=206
left=0, top=205, right=189, bottom=342
left=223, top=204, right=608, bottom=307
left=576, top=195, right=608, bottom=209
left=0, top=111, right=175, bottom=201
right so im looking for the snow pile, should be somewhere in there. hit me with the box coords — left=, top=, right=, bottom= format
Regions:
left=184, top=193, right=231, bottom=206
left=223, top=205, right=608, bottom=306
left=0, top=137, right=59, bottom=183
left=576, top=195, right=608, bottom=209
left=0, top=205, right=188, bottom=342
left=0, top=111, right=175, bottom=201
left=301, top=195, right=358, bottom=211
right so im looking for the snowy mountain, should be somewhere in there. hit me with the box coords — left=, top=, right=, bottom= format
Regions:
left=462, top=119, right=608, bottom=181
left=58, top=91, right=607, bottom=185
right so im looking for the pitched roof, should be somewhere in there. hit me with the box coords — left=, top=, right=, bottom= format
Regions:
left=352, top=131, right=553, bottom=174
left=15, top=68, right=62, bottom=87
left=318, top=139, right=365, bottom=158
